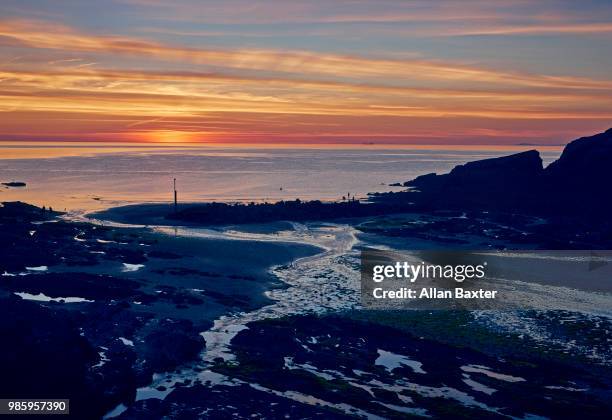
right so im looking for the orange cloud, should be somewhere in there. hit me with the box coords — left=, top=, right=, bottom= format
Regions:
left=1, top=16, right=612, bottom=145
left=449, top=23, right=612, bottom=36
left=2, top=19, right=612, bottom=91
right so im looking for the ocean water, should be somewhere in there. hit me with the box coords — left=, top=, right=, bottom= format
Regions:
left=0, top=142, right=561, bottom=212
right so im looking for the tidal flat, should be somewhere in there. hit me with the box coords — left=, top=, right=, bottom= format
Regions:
left=2, top=201, right=611, bottom=419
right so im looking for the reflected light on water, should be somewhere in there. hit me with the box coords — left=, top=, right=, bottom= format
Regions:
left=0, top=141, right=562, bottom=212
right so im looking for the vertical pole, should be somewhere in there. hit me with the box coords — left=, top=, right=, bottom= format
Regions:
left=173, top=178, right=177, bottom=213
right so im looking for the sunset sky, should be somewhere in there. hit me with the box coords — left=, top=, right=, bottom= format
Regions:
left=1, top=0, right=611, bottom=145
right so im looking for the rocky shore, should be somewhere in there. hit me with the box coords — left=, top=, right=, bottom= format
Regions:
left=0, top=201, right=317, bottom=418
left=119, top=312, right=612, bottom=418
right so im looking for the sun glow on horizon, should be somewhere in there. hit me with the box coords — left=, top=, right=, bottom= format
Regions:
left=139, top=130, right=202, bottom=144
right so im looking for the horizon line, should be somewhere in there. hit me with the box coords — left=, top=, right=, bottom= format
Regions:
left=0, top=140, right=566, bottom=149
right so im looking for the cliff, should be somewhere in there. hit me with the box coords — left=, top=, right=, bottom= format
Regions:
left=402, top=128, right=612, bottom=217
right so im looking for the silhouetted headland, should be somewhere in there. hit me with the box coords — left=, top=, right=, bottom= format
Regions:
left=393, top=128, right=612, bottom=218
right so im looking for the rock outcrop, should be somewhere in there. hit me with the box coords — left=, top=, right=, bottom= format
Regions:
left=542, top=128, right=612, bottom=215
left=406, top=149, right=544, bottom=211
left=2, top=181, right=26, bottom=187
left=403, top=128, right=612, bottom=217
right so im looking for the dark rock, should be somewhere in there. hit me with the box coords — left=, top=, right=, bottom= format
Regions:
left=400, top=128, right=612, bottom=218
left=0, top=296, right=106, bottom=418
left=406, top=172, right=438, bottom=188
left=2, top=181, right=26, bottom=187
left=405, top=150, right=543, bottom=211
left=546, top=128, right=612, bottom=180
left=147, top=250, right=182, bottom=259
left=0, top=272, right=142, bottom=301
left=221, top=314, right=612, bottom=419
left=0, top=201, right=54, bottom=221
left=140, top=319, right=204, bottom=373
left=543, top=128, right=612, bottom=216
left=449, top=149, right=542, bottom=180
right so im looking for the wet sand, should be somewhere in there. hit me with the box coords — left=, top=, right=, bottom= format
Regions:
left=90, top=203, right=188, bottom=226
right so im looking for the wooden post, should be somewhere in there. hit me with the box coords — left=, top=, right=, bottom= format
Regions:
left=173, top=178, right=177, bottom=212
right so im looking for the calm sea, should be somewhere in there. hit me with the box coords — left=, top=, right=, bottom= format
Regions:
left=0, top=142, right=562, bottom=212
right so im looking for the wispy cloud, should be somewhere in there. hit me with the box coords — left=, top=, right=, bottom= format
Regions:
left=2, top=19, right=611, bottom=91
left=448, top=22, right=612, bottom=36
left=1, top=0, right=611, bottom=145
